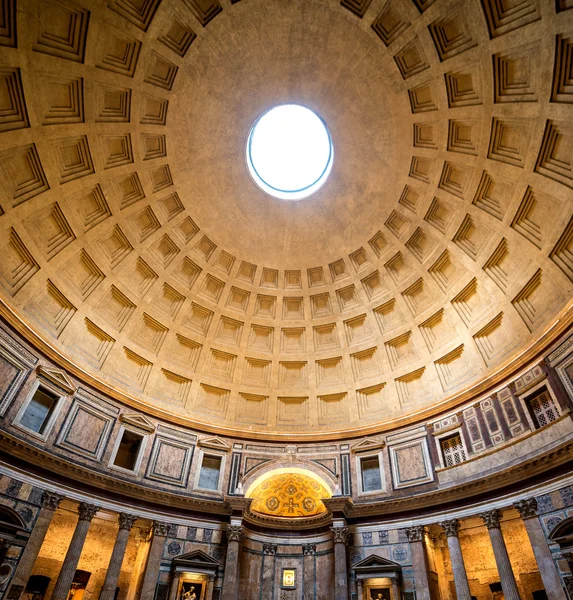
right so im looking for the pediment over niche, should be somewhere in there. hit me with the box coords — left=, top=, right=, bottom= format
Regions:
left=351, top=437, right=385, bottom=453
left=120, top=413, right=156, bottom=433
left=352, top=553, right=401, bottom=574
left=37, top=365, right=76, bottom=395
left=198, top=436, right=231, bottom=452
left=172, top=549, right=221, bottom=571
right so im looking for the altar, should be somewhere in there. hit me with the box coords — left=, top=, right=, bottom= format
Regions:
left=351, top=555, right=402, bottom=600
left=168, top=550, right=221, bottom=600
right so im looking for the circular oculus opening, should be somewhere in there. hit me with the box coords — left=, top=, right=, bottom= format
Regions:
left=246, top=104, right=334, bottom=201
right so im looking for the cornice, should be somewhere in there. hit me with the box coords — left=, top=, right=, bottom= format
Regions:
left=0, top=430, right=229, bottom=516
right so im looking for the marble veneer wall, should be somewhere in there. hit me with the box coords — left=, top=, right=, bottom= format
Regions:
left=0, top=318, right=572, bottom=507
left=2, top=470, right=573, bottom=600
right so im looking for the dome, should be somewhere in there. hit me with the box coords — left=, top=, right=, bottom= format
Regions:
left=0, top=0, right=571, bottom=443
left=1, top=3, right=573, bottom=600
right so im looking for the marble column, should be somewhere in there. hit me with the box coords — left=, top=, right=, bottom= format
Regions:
left=140, top=521, right=172, bottom=600
left=261, top=543, right=277, bottom=600
left=390, top=576, right=400, bottom=600
left=221, top=525, right=243, bottom=600
left=357, top=579, right=364, bottom=600
left=515, top=498, right=567, bottom=600
left=168, top=573, right=182, bottom=600
left=303, top=543, right=316, bottom=600
left=479, top=509, right=521, bottom=600
left=99, top=513, right=138, bottom=600
left=51, top=502, right=99, bottom=600
left=405, top=526, right=431, bottom=600
left=331, top=524, right=349, bottom=600
left=206, top=574, right=216, bottom=600
left=7, top=491, right=64, bottom=599
left=439, top=519, right=471, bottom=600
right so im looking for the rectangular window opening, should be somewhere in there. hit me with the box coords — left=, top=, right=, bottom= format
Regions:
left=440, top=432, right=466, bottom=467
left=198, top=454, right=222, bottom=490
left=360, top=456, right=382, bottom=492
left=19, top=387, right=59, bottom=434
left=524, top=386, right=560, bottom=429
left=113, top=429, right=143, bottom=471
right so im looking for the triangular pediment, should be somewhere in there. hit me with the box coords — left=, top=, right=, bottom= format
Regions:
left=37, top=366, right=76, bottom=395
left=351, top=437, right=385, bottom=453
left=352, top=554, right=401, bottom=572
left=173, top=549, right=221, bottom=567
left=198, top=436, right=231, bottom=452
left=120, top=413, right=156, bottom=433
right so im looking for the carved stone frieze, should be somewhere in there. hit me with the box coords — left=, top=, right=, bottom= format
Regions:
left=153, top=520, right=173, bottom=537
left=404, top=526, right=425, bottom=543
left=479, top=509, right=501, bottom=530
left=263, top=543, right=277, bottom=555
left=41, top=490, right=64, bottom=511
left=78, top=502, right=99, bottom=522
left=439, top=519, right=461, bottom=538
left=514, top=498, right=538, bottom=519
left=331, top=525, right=349, bottom=544
left=227, top=525, right=244, bottom=542
left=302, top=543, right=316, bottom=555
left=118, top=513, right=138, bottom=531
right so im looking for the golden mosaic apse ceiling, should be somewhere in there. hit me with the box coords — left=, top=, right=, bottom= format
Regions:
left=248, top=473, right=330, bottom=518
left=0, top=0, right=572, bottom=439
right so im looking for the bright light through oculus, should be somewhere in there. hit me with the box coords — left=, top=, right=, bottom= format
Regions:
left=246, top=104, right=333, bottom=201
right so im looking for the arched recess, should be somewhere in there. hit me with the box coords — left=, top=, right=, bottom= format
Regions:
left=549, top=516, right=573, bottom=553
left=0, top=505, right=26, bottom=536
left=245, top=466, right=334, bottom=518
left=243, top=461, right=337, bottom=497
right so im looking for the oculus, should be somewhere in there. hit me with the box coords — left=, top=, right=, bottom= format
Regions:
left=246, top=104, right=334, bottom=201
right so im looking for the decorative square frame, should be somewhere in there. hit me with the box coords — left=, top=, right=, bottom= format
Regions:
left=387, top=429, right=434, bottom=489
left=145, top=433, right=194, bottom=487
left=56, top=389, right=118, bottom=461
left=281, top=568, right=297, bottom=590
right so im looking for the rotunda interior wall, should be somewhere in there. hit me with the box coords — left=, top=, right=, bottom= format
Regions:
left=0, top=0, right=571, bottom=438
left=32, top=506, right=143, bottom=600
left=0, top=321, right=572, bottom=511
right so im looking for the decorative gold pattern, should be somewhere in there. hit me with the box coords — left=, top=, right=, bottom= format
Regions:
left=248, top=473, right=330, bottom=518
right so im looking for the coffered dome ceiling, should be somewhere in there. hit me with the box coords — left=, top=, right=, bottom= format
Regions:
left=0, top=0, right=572, bottom=439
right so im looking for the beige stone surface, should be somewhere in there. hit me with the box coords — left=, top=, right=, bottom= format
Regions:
left=0, top=0, right=572, bottom=437
left=32, top=506, right=143, bottom=600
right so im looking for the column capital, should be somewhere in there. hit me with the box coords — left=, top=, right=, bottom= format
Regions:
left=330, top=525, right=349, bottom=545
left=78, top=502, right=99, bottom=522
left=514, top=498, right=538, bottom=519
left=439, top=518, right=461, bottom=538
left=404, top=526, right=425, bottom=543
left=227, top=524, right=244, bottom=542
left=302, top=543, right=316, bottom=555
left=263, top=542, right=277, bottom=555
left=209, top=574, right=216, bottom=582
left=118, top=513, right=138, bottom=531
left=152, top=520, right=174, bottom=537
left=41, top=490, right=64, bottom=510
left=479, top=509, right=501, bottom=530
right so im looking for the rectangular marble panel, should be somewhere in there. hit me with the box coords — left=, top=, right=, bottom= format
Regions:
left=145, top=435, right=193, bottom=486
left=56, top=390, right=117, bottom=460
left=388, top=436, right=434, bottom=489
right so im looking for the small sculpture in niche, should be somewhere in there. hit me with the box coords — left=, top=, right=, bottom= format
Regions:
left=370, top=589, right=390, bottom=600
left=180, top=582, right=203, bottom=600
